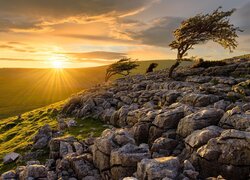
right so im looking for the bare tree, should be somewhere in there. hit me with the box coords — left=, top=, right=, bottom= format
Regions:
left=168, top=7, right=242, bottom=78
left=105, top=58, right=139, bottom=82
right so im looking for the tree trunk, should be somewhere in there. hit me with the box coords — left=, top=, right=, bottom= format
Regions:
left=168, top=52, right=182, bottom=78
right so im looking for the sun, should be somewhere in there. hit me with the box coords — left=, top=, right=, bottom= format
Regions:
left=52, top=61, right=63, bottom=69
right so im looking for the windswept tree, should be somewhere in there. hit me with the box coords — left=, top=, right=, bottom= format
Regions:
left=146, top=63, right=158, bottom=73
left=168, top=7, right=242, bottom=78
left=105, top=58, right=139, bottom=82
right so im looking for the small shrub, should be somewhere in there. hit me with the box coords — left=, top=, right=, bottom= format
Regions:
left=192, top=58, right=227, bottom=68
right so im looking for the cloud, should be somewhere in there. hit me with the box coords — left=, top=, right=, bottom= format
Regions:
left=0, top=0, right=154, bottom=32
left=65, top=51, right=127, bottom=60
left=126, top=16, right=184, bottom=47
left=0, top=58, right=39, bottom=62
left=235, top=2, right=250, bottom=34
left=60, top=34, right=134, bottom=44
left=0, top=43, right=37, bottom=53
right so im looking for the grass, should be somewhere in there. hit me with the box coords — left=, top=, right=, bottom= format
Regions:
left=0, top=60, right=192, bottom=119
left=0, top=100, right=107, bottom=174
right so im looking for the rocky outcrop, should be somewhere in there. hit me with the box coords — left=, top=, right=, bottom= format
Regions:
left=2, top=59, right=250, bottom=180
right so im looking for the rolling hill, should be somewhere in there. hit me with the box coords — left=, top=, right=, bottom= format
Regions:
left=0, top=60, right=192, bottom=119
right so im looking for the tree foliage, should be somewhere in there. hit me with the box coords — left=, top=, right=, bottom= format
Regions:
left=105, top=58, right=139, bottom=82
left=168, top=7, right=242, bottom=77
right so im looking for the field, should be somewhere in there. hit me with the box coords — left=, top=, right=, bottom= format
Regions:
left=0, top=60, right=192, bottom=119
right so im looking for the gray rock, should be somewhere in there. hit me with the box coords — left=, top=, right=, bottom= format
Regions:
left=196, top=129, right=250, bottom=179
left=181, top=93, right=220, bottom=107
left=24, top=165, right=47, bottom=178
left=219, top=107, right=250, bottom=131
left=151, top=137, right=178, bottom=155
left=153, top=107, right=184, bottom=130
left=3, top=152, right=20, bottom=164
left=185, top=126, right=223, bottom=149
left=177, top=108, right=224, bottom=137
left=1, top=170, right=16, bottom=180
left=137, top=156, right=180, bottom=180
left=110, top=143, right=151, bottom=180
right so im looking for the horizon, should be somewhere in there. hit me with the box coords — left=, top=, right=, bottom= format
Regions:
left=1, top=0, right=250, bottom=68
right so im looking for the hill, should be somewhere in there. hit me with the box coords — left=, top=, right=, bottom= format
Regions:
left=0, top=58, right=249, bottom=179
left=0, top=60, right=191, bottom=119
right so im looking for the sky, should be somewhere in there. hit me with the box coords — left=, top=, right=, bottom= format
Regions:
left=0, top=0, right=250, bottom=68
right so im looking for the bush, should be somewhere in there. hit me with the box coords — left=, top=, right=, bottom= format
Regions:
left=192, top=58, right=227, bottom=68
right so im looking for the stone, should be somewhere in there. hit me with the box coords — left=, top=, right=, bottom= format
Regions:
left=3, top=152, right=20, bottom=164
left=195, top=129, right=250, bottom=179
left=213, top=100, right=231, bottom=111
left=110, top=143, right=151, bottom=180
left=66, top=119, right=77, bottom=127
left=185, top=126, right=223, bottom=149
left=177, top=108, right=224, bottom=137
left=73, top=142, right=84, bottom=155
left=151, top=137, right=178, bottom=154
left=137, top=156, right=180, bottom=180
left=1, top=170, right=17, bottom=180
left=24, top=165, right=48, bottom=178
left=153, top=107, right=185, bottom=130
left=132, top=122, right=151, bottom=144
left=181, top=93, right=220, bottom=107
left=219, top=107, right=250, bottom=131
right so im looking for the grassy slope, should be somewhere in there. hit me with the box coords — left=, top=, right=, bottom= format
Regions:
left=0, top=100, right=106, bottom=173
left=0, top=60, right=191, bottom=119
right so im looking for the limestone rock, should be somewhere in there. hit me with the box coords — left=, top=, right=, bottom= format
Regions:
left=1, top=170, right=17, bottom=180
left=185, top=126, right=223, bottom=149
left=110, top=143, right=150, bottom=180
left=177, top=108, right=224, bottom=137
left=195, top=129, right=250, bottom=179
left=3, top=152, right=20, bottom=164
left=137, top=156, right=180, bottom=180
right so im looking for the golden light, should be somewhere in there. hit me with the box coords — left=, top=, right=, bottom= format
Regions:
left=48, top=54, right=68, bottom=69
left=52, top=61, right=63, bottom=69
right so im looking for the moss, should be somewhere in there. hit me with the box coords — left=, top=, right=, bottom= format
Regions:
left=64, top=117, right=107, bottom=141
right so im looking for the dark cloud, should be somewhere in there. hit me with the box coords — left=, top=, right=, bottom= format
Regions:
left=127, top=16, right=184, bottom=47
left=235, top=2, right=250, bottom=34
left=0, top=0, right=153, bottom=31
left=60, top=34, right=134, bottom=44
left=65, top=51, right=127, bottom=60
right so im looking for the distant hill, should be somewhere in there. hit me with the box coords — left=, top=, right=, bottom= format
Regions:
left=0, top=60, right=192, bottom=119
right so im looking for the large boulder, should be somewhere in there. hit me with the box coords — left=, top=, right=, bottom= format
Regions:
left=33, top=124, right=52, bottom=149
left=3, top=152, right=20, bottom=164
left=185, top=126, right=223, bottom=149
left=177, top=108, right=224, bottom=137
left=1, top=170, right=17, bottom=180
left=194, top=129, right=250, bottom=180
left=92, top=129, right=135, bottom=178
left=219, top=106, right=250, bottom=131
left=23, top=165, right=48, bottom=179
left=110, top=143, right=150, bottom=180
left=136, top=156, right=180, bottom=180
left=181, top=93, right=220, bottom=107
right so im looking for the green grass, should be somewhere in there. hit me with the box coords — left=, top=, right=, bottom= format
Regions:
left=0, top=60, right=192, bottom=119
left=0, top=100, right=107, bottom=174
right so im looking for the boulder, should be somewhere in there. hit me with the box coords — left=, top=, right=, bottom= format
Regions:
left=137, top=156, right=180, bottom=180
left=1, top=170, right=17, bottom=180
left=181, top=93, right=220, bottom=107
left=24, top=165, right=48, bottom=178
left=153, top=107, right=185, bottom=130
left=33, top=124, right=52, bottom=149
left=219, top=107, right=250, bottom=131
left=177, top=108, right=224, bottom=137
left=151, top=137, right=178, bottom=157
left=110, top=143, right=151, bottom=180
left=3, top=152, right=20, bottom=164
left=195, top=129, right=250, bottom=179
left=185, top=126, right=223, bottom=149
